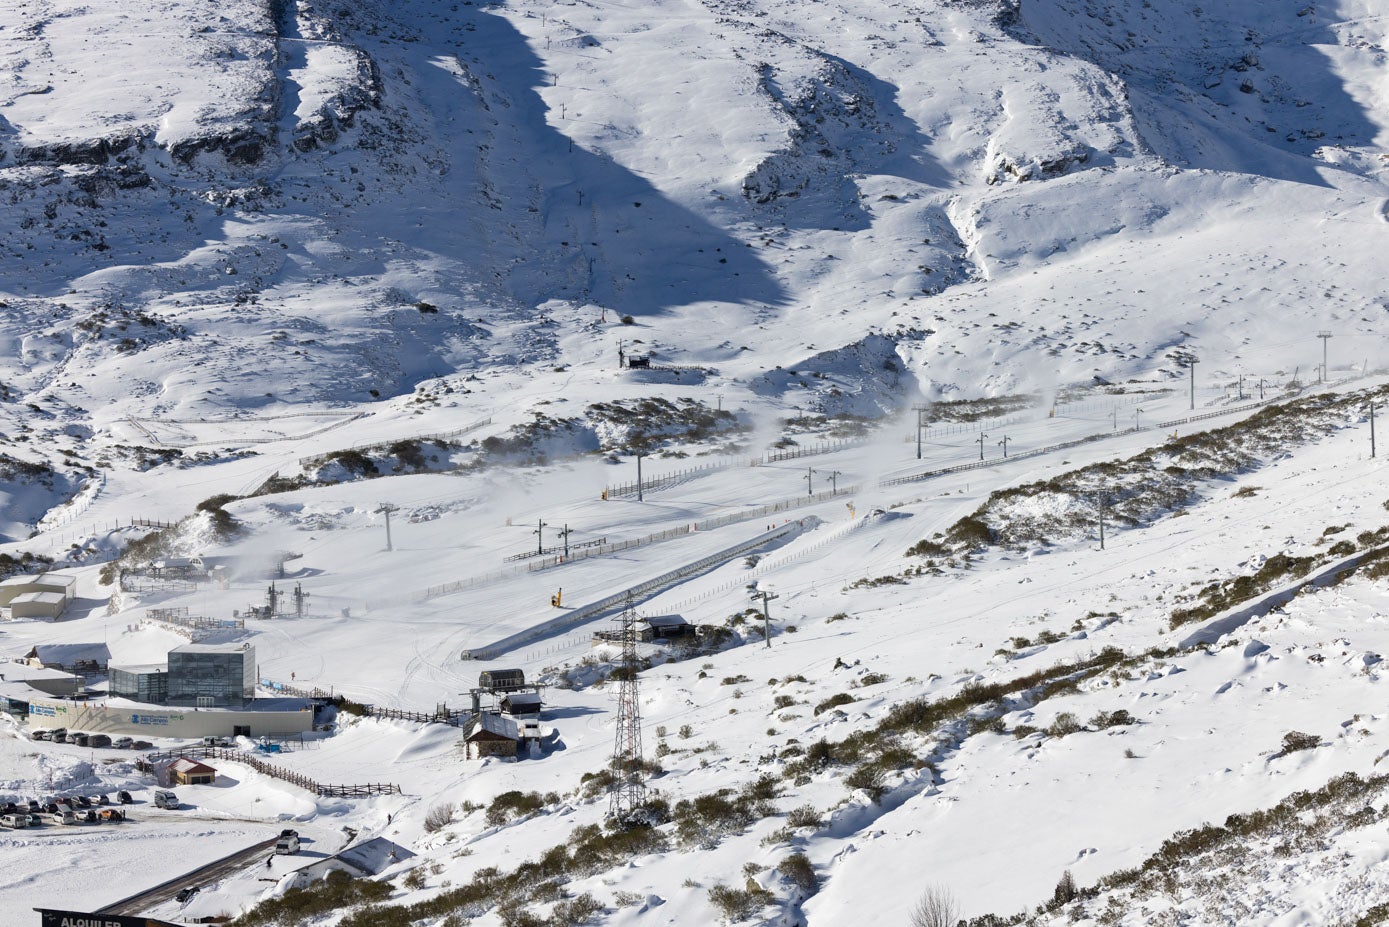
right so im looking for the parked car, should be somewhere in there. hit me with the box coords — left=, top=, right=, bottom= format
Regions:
left=83, top=810, right=97, bottom=823
left=153, top=790, right=179, bottom=810
left=50, top=809, right=77, bottom=825
left=69, top=732, right=89, bottom=747
left=203, top=736, right=233, bottom=747
left=49, top=728, right=67, bottom=743
left=96, top=794, right=110, bottom=806
left=74, top=795, right=92, bottom=808
left=88, top=734, right=111, bottom=748
left=42, top=802, right=59, bottom=815
left=26, top=800, right=40, bottom=814
left=25, top=813, right=41, bottom=827
left=112, top=737, right=133, bottom=749
left=29, top=729, right=50, bottom=741
left=116, top=790, right=133, bottom=805
left=131, top=740, right=152, bottom=750
left=0, top=813, right=26, bottom=828
left=0, top=802, right=16, bottom=814
left=175, top=887, right=200, bottom=903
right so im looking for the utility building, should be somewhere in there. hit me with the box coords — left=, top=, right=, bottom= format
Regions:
left=10, top=591, right=69, bottom=620
left=24, top=643, right=110, bottom=673
left=167, top=642, right=255, bottom=707
left=641, top=614, right=696, bottom=642
left=0, top=573, right=76, bottom=608
left=109, top=664, right=170, bottom=704
left=500, top=691, right=542, bottom=716
left=478, top=668, right=526, bottom=692
left=465, top=714, right=521, bottom=760
left=169, top=757, right=218, bottom=785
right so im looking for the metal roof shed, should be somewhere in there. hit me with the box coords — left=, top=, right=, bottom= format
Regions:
left=9, top=591, right=69, bottom=620
left=500, top=691, right=542, bottom=715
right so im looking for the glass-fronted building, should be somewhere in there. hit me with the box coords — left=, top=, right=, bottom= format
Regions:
left=167, top=643, right=256, bottom=707
left=109, top=664, right=169, bottom=704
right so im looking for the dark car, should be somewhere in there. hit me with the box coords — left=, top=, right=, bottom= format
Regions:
left=116, top=790, right=133, bottom=805
left=88, top=734, right=111, bottom=748
left=74, top=795, right=92, bottom=808
left=175, top=887, right=199, bottom=903
left=0, top=802, right=16, bottom=814
left=70, top=733, right=89, bottom=747
left=26, top=800, right=39, bottom=814
left=96, top=794, right=110, bottom=806
left=42, top=802, right=59, bottom=815
left=83, top=810, right=97, bottom=823
left=131, top=740, right=153, bottom=750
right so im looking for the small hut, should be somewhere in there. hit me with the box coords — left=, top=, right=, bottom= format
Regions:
left=465, top=714, right=520, bottom=760
left=642, top=614, right=696, bottom=642
left=500, top=691, right=542, bottom=716
left=169, top=756, right=217, bottom=785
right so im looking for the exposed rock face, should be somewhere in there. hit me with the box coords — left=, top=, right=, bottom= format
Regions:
left=291, top=46, right=384, bottom=153
left=169, top=128, right=274, bottom=166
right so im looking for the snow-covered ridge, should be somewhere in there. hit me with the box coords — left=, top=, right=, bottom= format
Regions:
left=0, top=3, right=1386, bottom=920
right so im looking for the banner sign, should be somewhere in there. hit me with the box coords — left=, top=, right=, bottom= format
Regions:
left=37, top=910, right=180, bottom=927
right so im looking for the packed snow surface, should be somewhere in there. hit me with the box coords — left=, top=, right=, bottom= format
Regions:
left=0, top=0, right=1387, bottom=923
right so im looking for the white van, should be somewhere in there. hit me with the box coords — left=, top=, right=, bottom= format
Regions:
left=274, top=833, right=301, bottom=855
left=50, top=809, right=77, bottom=825
left=0, top=813, right=28, bottom=828
left=153, top=790, right=179, bottom=810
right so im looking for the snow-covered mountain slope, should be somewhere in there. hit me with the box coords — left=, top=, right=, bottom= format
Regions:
left=1, top=1, right=1389, bottom=924
left=0, top=0, right=1385, bottom=523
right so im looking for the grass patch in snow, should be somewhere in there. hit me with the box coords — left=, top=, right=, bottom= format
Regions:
left=911, top=385, right=1389, bottom=558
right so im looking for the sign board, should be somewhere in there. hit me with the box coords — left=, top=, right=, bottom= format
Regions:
left=36, top=909, right=181, bottom=927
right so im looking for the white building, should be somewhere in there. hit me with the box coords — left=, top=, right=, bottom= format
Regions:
left=10, top=591, right=69, bottom=620
left=0, top=573, right=76, bottom=613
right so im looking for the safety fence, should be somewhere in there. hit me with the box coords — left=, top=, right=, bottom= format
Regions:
left=126, top=412, right=365, bottom=449
left=763, top=437, right=870, bottom=464
left=144, top=607, right=244, bottom=641
left=879, top=396, right=1279, bottom=489
left=602, top=438, right=866, bottom=500
left=462, top=518, right=817, bottom=660
left=503, top=537, right=607, bottom=563
left=140, top=747, right=400, bottom=797
left=260, top=678, right=334, bottom=700
left=904, top=392, right=1153, bottom=442
left=297, top=416, right=492, bottom=468
left=367, top=485, right=859, bottom=610
left=363, top=704, right=470, bottom=727
left=38, top=472, right=106, bottom=533
left=367, top=386, right=1316, bottom=612
left=525, top=486, right=858, bottom=573
left=604, top=456, right=751, bottom=498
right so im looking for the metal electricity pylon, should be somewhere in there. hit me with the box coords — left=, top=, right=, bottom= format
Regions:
left=609, top=595, right=646, bottom=820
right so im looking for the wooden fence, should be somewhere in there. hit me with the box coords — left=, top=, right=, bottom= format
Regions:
left=364, top=705, right=470, bottom=727
left=140, top=747, right=400, bottom=797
